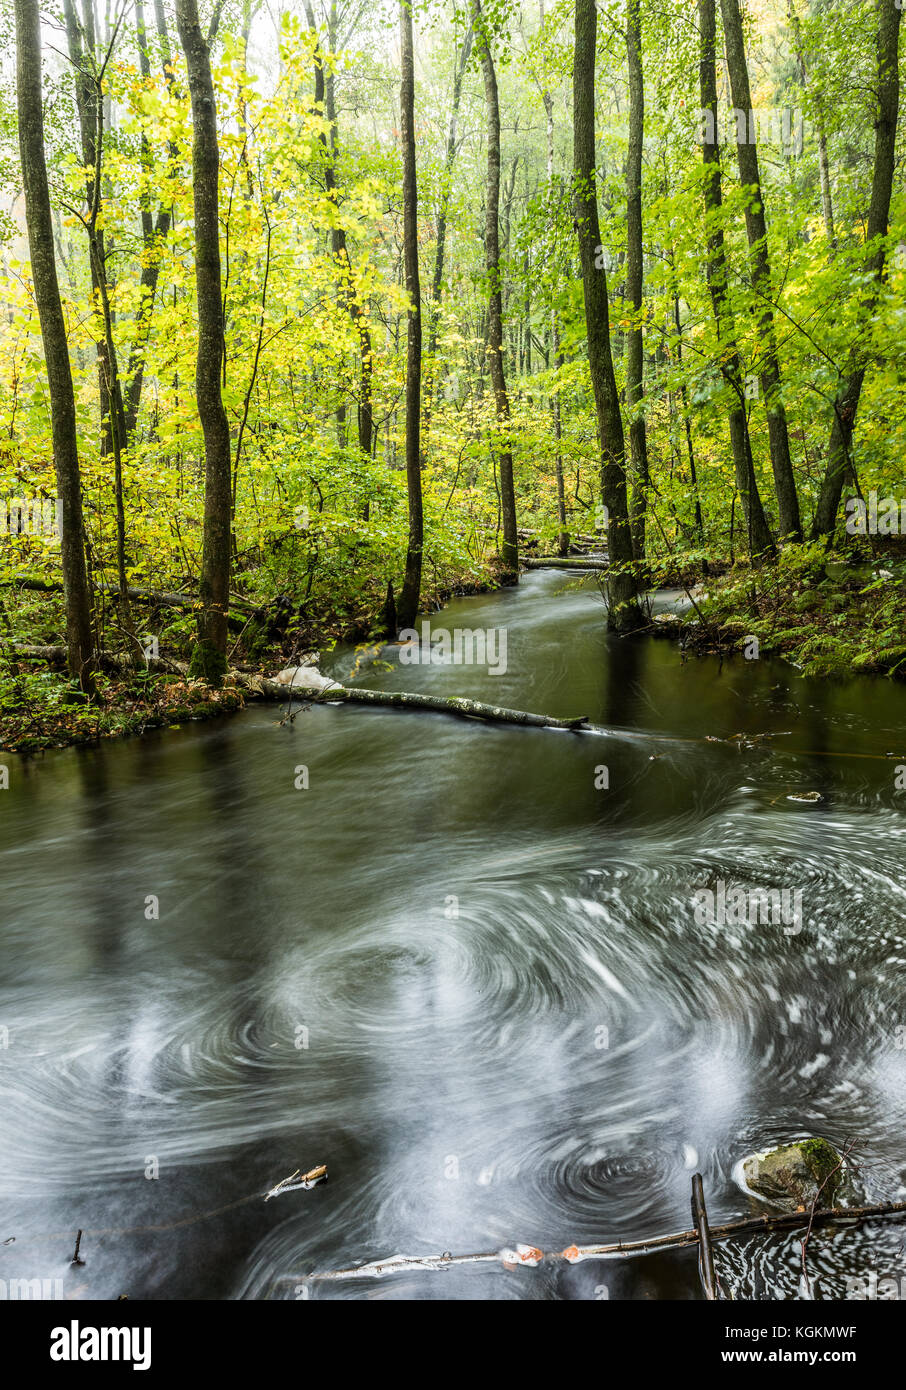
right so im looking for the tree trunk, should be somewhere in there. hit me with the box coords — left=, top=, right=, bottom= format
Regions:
left=699, top=0, right=774, bottom=560
left=427, top=23, right=472, bottom=364
left=625, top=0, right=649, bottom=566
left=14, top=0, right=95, bottom=692
left=423, top=21, right=472, bottom=461
left=396, top=0, right=423, bottom=632
left=303, top=2, right=374, bottom=481
left=62, top=0, right=129, bottom=605
left=573, top=0, right=643, bottom=631
left=124, top=0, right=175, bottom=438
left=720, top=0, right=802, bottom=541
left=787, top=0, right=836, bottom=252
left=61, top=0, right=113, bottom=463
left=541, top=79, right=569, bottom=558
left=176, top=0, right=232, bottom=684
left=811, top=0, right=901, bottom=539
left=471, top=0, right=519, bottom=578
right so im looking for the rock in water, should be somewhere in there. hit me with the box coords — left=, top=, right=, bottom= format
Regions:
left=272, top=666, right=340, bottom=693
left=742, top=1137, right=844, bottom=1209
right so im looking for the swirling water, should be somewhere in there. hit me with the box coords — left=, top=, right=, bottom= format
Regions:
left=1, top=570, right=906, bottom=1300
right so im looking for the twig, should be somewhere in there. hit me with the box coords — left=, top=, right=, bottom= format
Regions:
left=691, top=1173, right=718, bottom=1300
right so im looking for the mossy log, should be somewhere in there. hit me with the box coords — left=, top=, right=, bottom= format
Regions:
left=240, top=672, right=592, bottom=732
left=522, top=557, right=609, bottom=570
left=8, top=649, right=593, bottom=733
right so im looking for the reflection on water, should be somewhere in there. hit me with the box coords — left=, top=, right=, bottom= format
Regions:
left=1, top=571, right=906, bottom=1300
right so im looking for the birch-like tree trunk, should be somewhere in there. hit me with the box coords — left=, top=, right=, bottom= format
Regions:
left=396, top=0, right=424, bottom=631
left=176, top=0, right=233, bottom=683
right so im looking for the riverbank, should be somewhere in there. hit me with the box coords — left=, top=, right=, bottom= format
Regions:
left=677, top=540, right=906, bottom=679
left=3, top=540, right=904, bottom=755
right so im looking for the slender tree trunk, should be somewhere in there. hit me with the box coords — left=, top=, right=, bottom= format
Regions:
left=541, top=77, right=569, bottom=557
left=304, top=3, right=374, bottom=497
left=573, top=0, right=643, bottom=631
left=125, top=0, right=175, bottom=438
left=668, top=271, right=706, bottom=553
left=625, top=0, right=649, bottom=566
left=812, top=0, right=901, bottom=539
left=396, top=0, right=423, bottom=632
left=471, top=0, right=519, bottom=577
left=62, top=0, right=112, bottom=462
left=699, top=0, right=774, bottom=560
left=63, top=0, right=131, bottom=608
left=427, top=22, right=472, bottom=364
left=15, top=0, right=95, bottom=692
left=176, top=0, right=232, bottom=683
left=720, top=0, right=802, bottom=541
left=787, top=0, right=836, bottom=251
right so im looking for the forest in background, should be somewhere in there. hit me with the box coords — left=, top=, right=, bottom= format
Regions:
left=1, top=0, right=905, bottom=749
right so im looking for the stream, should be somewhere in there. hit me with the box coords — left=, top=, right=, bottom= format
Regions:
left=1, top=569, right=906, bottom=1300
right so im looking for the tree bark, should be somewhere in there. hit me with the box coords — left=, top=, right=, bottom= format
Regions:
left=471, top=0, right=519, bottom=578
left=14, top=0, right=95, bottom=693
left=625, top=0, right=649, bottom=566
left=423, top=21, right=472, bottom=460
left=699, top=0, right=774, bottom=560
left=176, top=0, right=233, bottom=684
left=62, top=0, right=130, bottom=605
left=787, top=0, right=836, bottom=252
left=427, top=23, right=473, bottom=364
left=61, top=0, right=114, bottom=463
left=573, top=0, right=643, bottom=631
left=811, top=0, right=901, bottom=539
left=124, top=0, right=175, bottom=438
left=396, top=0, right=424, bottom=632
left=720, top=0, right=802, bottom=541
left=539, top=10, right=569, bottom=560
left=303, top=2, right=374, bottom=480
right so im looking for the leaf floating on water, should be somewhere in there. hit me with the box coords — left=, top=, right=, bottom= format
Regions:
left=786, top=791, right=824, bottom=804
left=264, top=1164, right=328, bottom=1200
left=500, top=1243, right=543, bottom=1269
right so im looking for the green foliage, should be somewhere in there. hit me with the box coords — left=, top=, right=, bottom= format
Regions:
left=1, top=0, right=904, bottom=746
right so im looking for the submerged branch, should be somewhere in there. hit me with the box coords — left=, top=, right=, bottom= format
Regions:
left=303, top=1199, right=906, bottom=1282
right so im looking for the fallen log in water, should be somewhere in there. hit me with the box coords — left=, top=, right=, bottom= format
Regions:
left=239, top=671, right=592, bottom=732
left=302, top=1199, right=906, bottom=1282
left=523, top=557, right=608, bottom=570
left=3, top=648, right=593, bottom=733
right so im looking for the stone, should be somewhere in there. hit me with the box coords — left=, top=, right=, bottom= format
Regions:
left=742, top=1137, right=844, bottom=1210
left=272, top=666, right=340, bottom=693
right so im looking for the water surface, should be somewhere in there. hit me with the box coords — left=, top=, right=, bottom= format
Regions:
left=1, top=570, right=905, bottom=1299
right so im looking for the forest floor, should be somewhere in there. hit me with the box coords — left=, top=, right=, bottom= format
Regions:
left=681, top=538, right=906, bottom=679
left=1, top=540, right=904, bottom=756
